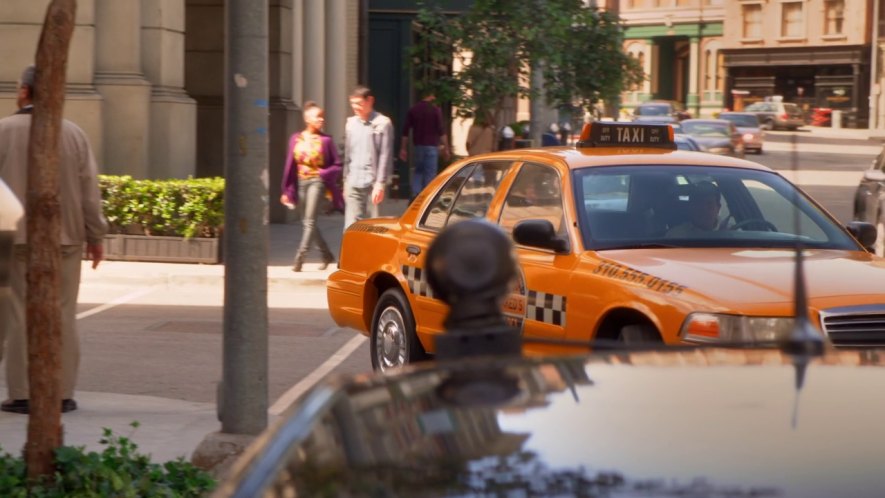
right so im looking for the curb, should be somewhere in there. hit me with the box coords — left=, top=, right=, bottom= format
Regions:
left=81, top=263, right=333, bottom=289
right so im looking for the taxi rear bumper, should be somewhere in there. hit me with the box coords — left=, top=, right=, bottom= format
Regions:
left=327, top=270, right=370, bottom=335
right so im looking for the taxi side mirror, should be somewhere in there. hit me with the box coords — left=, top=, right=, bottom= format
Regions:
left=513, top=219, right=569, bottom=253
left=846, top=221, right=877, bottom=252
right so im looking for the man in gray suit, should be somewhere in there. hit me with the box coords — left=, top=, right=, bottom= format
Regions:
left=0, top=65, right=108, bottom=414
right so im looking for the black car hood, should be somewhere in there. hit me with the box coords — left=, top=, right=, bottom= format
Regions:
left=220, top=349, right=885, bottom=498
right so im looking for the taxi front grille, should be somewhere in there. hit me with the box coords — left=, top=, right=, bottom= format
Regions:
left=821, top=306, right=885, bottom=347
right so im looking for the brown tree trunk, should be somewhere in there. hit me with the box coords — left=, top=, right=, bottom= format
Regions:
left=25, top=0, right=77, bottom=481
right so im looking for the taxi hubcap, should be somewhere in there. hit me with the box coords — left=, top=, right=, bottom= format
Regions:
left=376, top=307, right=406, bottom=370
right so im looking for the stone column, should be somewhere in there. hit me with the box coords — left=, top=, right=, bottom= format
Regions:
left=95, top=0, right=152, bottom=177
left=142, top=0, right=197, bottom=178
left=688, top=36, right=700, bottom=116
left=325, top=0, right=347, bottom=143
left=292, top=0, right=304, bottom=106
left=647, top=39, right=658, bottom=98
left=0, top=1, right=104, bottom=165
left=269, top=0, right=299, bottom=223
left=302, top=0, right=326, bottom=106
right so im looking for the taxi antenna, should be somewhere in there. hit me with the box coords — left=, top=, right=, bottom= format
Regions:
left=783, top=130, right=824, bottom=429
left=782, top=132, right=825, bottom=357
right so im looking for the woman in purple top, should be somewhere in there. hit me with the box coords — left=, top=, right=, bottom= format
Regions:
left=280, top=102, right=342, bottom=271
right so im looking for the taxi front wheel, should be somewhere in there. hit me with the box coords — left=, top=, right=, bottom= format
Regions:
left=370, top=289, right=428, bottom=372
left=618, top=324, right=662, bottom=344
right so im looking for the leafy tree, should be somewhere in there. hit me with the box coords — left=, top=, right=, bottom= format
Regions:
left=537, top=0, right=644, bottom=110
left=410, top=0, right=643, bottom=125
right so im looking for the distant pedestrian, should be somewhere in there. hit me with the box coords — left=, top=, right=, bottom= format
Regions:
left=465, top=110, right=496, bottom=156
left=281, top=101, right=340, bottom=272
left=498, top=125, right=516, bottom=151
left=343, top=86, right=393, bottom=230
left=0, top=65, right=108, bottom=414
left=398, top=91, right=449, bottom=199
left=542, top=123, right=561, bottom=146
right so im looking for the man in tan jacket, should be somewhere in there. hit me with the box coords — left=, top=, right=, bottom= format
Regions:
left=0, top=65, right=107, bottom=414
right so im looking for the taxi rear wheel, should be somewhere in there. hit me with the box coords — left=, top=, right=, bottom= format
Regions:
left=618, top=324, right=662, bottom=344
left=370, top=289, right=427, bottom=372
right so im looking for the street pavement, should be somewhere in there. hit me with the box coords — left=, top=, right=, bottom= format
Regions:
left=0, top=199, right=410, bottom=466
left=0, top=124, right=878, bottom=469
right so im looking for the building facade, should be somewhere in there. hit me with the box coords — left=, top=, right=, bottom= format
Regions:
left=721, top=0, right=872, bottom=128
left=619, top=0, right=727, bottom=119
left=0, top=0, right=361, bottom=221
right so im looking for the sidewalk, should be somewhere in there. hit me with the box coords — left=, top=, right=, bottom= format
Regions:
left=80, top=198, right=411, bottom=289
left=0, top=198, right=411, bottom=467
left=803, top=124, right=885, bottom=142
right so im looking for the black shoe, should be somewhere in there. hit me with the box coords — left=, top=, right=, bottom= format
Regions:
left=1, top=399, right=28, bottom=414
left=0, top=398, right=78, bottom=414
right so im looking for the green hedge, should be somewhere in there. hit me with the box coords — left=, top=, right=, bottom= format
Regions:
left=0, top=425, right=215, bottom=497
left=99, top=175, right=224, bottom=239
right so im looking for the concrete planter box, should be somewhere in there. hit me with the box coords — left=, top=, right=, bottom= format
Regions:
left=102, top=234, right=221, bottom=264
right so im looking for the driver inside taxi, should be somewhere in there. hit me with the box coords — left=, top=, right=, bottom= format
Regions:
left=666, top=181, right=721, bottom=237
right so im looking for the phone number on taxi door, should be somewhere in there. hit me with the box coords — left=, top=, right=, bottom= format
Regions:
left=593, top=261, right=686, bottom=295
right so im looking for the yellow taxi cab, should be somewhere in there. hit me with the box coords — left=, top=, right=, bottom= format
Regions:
left=327, top=122, right=885, bottom=372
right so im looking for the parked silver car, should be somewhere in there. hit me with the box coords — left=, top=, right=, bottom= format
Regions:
left=718, top=111, right=765, bottom=154
left=744, top=101, right=805, bottom=131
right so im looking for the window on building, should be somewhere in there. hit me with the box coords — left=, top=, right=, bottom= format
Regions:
left=824, top=0, right=845, bottom=35
left=781, top=2, right=804, bottom=38
left=742, top=4, right=763, bottom=38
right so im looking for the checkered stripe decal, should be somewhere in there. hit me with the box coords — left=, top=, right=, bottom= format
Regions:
left=402, top=265, right=435, bottom=299
left=527, top=290, right=567, bottom=327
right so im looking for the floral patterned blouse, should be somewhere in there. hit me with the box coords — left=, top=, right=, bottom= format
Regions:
left=294, top=133, right=325, bottom=180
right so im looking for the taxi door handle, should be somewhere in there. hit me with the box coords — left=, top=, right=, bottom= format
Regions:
left=406, top=245, right=421, bottom=256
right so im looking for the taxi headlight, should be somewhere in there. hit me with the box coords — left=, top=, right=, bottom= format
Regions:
left=742, top=133, right=754, bottom=142
left=708, top=147, right=730, bottom=154
left=681, top=313, right=795, bottom=343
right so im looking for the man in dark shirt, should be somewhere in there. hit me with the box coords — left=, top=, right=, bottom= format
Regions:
left=398, top=91, right=450, bottom=200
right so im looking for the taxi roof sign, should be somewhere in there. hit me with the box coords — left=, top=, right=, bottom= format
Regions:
left=577, top=122, right=676, bottom=150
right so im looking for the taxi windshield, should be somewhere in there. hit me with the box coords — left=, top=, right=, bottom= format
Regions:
left=572, top=165, right=859, bottom=251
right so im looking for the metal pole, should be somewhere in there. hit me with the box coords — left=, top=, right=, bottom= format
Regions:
left=869, top=0, right=880, bottom=130
left=222, top=0, right=269, bottom=435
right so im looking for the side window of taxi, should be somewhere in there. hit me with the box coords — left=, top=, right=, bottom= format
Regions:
left=499, top=163, right=564, bottom=236
left=419, top=162, right=510, bottom=230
